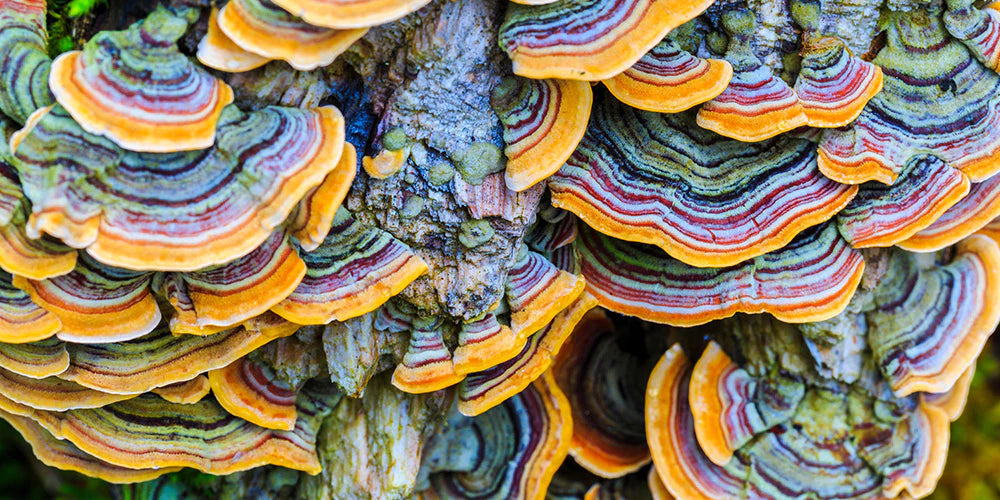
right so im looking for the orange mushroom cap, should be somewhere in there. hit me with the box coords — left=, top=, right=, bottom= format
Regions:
left=0, top=365, right=131, bottom=411
left=57, top=321, right=295, bottom=395
left=836, top=154, right=970, bottom=248
left=794, top=36, right=884, bottom=128
left=196, top=8, right=271, bottom=73
left=10, top=104, right=345, bottom=271
left=418, top=371, right=572, bottom=499
left=944, top=0, right=1000, bottom=72
left=0, top=337, right=68, bottom=379
left=209, top=356, right=299, bottom=430
left=899, top=173, right=1000, bottom=252
left=14, top=253, right=160, bottom=343
left=696, top=11, right=807, bottom=141
left=392, top=317, right=464, bottom=394
left=0, top=270, right=60, bottom=343
left=550, top=94, right=855, bottom=268
left=289, top=142, right=358, bottom=252
left=273, top=208, right=427, bottom=324
left=491, top=76, right=592, bottom=192
left=218, top=0, right=368, bottom=71
left=575, top=223, right=864, bottom=326
left=498, top=0, right=716, bottom=80
left=270, top=0, right=432, bottom=29
left=48, top=7, right=233, bottom=152
left=869, top=235, right=1000, bottom=397
left=453, top=314, right=521, bottom=376
left=150, top=375, right=211, bottom=405
left=819, top=7, right=1000, bottom=185
left=552, top=309, right=652, bottom=478
left=507, top=246, right=586, bottom=340
left=457, top=291, right=597, bottom=416
left=0, top=408, right=181, bottom=483
left=603, top=37, right=732, bottom=114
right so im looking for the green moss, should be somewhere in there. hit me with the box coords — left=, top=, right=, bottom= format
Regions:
left=455, top=142, right=504, bottom=186
left=381, top=127, right=409, bottom=151
left=458, top=219, right=494, bottom=248
left=428, top=162, right=455, bottom=186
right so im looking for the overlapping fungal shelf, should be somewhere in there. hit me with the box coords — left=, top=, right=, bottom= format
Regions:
left=0, top=0, right=995, bottom=497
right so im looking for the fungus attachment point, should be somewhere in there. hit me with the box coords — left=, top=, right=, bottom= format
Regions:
left=392, top=318, right=464, bottom=394
left=603, top=37, right=733, bottom=113
left=452, top=314, right=521, bottom=376
left=506, top=247, right=586, bottom=340
left=48, top=7, right=234, bottom=152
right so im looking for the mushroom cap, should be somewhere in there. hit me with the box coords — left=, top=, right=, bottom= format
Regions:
left=209, top=357, right=298, bottom=430
left=0, top=337, right=68, bottom=379
left=14, top=253, right=160, bottom=343
left=270, top=0, right=432, bottom=29
left=0, top=365, right=131, bottom=411
left=392, top=318, right=464, bottom=394
left=794, top=37, right=884, bottom=128
left=491, top=77, right=592, bottom=192
left=696, top=41, right=807, bottom=141
left=218, top=0, right=368, bottom=71
left=899, top=173, right=1000, bottom=251
left=0, top=270, right=60, bottom=343
left=498, top=0, right=716, bottom=80
left=645, top=345, right=747, bottom=499
left=819, top=9, right=1000, bottom=185
left=836, top=154, right=970, bottom=248
left=273, top=208, right=427, bottom=324
left=552, top=309, right=651, bottom=478
left=458, top=292, right=597, bottom=417
left=196, top=8, right=271, bottom=73
left=361, top=148, right=408, bottom=179
left=575, top=223, right=864, bottom=326
left=922, top=363, right=975, bottom=422
left=944, top=1, right=1000, bottom=71
left=289, top=142, right=358, bottom=252
left=151, top=375, right=211, bottom=405
left=603, top=37, right=732, bottom=114
left=0, top=408, right=181, bottom=483
left=506, top=247, right=586, bottom=340
left=0, top=0, right=53, bottom=124
left=420, top=372, right=572, bottom=499
left=550, top=95, right=856, bottom=268
left=163, top=230, right=306, bottom=335
left=57, top=321, right=295, bottom=395
left=48, top=7, right=234, bottom=152
left=453, top=314, right=522, bottom=376
left=525, top=209, right=577, bottom=254
left=869, top=235, right=1000, bottom=396
left=29, top=385, right=336, bottom=475
left=688, top=341, right=803, bottom=467
left=10, top=104, right=345, bottom=271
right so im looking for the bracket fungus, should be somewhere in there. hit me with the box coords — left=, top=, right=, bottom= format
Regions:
left=208, top=356, right=299, bottom=431
left=10, top=104, right=345, bottom=271
left=696, top=10, right=808, bottom=141
left=575, top=223, right=864, bottom=326
left=48, top=7, right=233, bottom=153
left=416, top=372, right=571, bottom=499
left=216, top=0, right=368, bottom=71
left=602, top=35, right=733, bottom=114
left=269, top=0, right=432, bottom=29
left=552, top=310, right=653, bottom=478
left=550, top=94, right=856, bottom=268
left=197, top=8, right=271, bottom=73
left=0, top=0, right=51, bottom=125
left=491, top=76, right=592, bottom=192
left=818, top=6, right=1000, bottom=185
left=498, top=0, right=716, bottom=80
